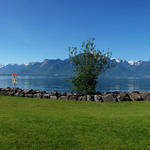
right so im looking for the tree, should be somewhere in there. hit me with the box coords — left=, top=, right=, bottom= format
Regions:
left=69, top=38, right=112, bottom=94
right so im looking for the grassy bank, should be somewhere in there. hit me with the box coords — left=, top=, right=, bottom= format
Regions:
left=0, top=96, right=150, bottom=150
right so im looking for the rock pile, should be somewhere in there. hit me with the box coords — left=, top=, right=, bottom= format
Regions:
left=0, top=87, right=150, bottom=102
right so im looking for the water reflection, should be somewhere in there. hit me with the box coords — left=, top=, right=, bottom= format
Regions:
left=97, top=78, right=150, bottom=92
left=0, top=75, right=150, bottom=92
left=0, top=75, right=72, bottom=92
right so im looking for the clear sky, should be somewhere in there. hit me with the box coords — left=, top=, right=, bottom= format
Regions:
left=0, top=0, right=150, bottom=64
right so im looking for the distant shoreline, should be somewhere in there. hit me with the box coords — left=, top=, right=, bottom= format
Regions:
left=2, top=74, right=150, bottom=79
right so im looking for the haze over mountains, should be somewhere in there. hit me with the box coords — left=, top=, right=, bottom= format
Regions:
left=0, top=58, right=150, bottom=78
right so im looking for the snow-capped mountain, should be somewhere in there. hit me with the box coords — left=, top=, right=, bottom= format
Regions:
left=128, top=60, right=142, bottom=66
left=0, top=58, right=149, bottom=78
left=112, top=58, right=143, bottom=66
left=0, top=64, right=5, bottom=68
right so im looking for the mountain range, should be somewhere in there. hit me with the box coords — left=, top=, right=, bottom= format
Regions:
left=0, top=58, right=150, bottom=78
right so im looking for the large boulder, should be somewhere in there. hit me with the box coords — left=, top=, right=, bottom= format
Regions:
left=94, top=95, right=102, bottom=102
left=50, top=96, right=58, bottom=100
left=68, top=95, right=78, bottom=100
left=140, top=92, right=150, bottom=101
left=15, top=92, right=21, bottom=97
left=0, top=87, right=14, bottom=96
left=117, top=92, right=131, bottom=102
left=7, top=91, right=15, bottom=96
left=14, top=89, right=23, bottom=97
left=87, top=95, right=94, bottom=101
left=102, top=93, right=117, bottom=102
left=78, top=96, right=87, bottom=101
left=18, top=92, right=25, bottom=97
left=32, top=89, right=42, bottom=94
left=3, top=87, right=12, bottom=92
left=129, top=92, right=143, bottom=101
left=23, top=89, right=33, bottom=94
left=43, top=93, right=50, bottom=99
left=0, top=90, right=6, bottom=96
left=25, top=94, right=33, bottom=98
left=33, top=93, right=42, bottom=98
left=66, top=92, right=73, bottom=96
left=58, top=96, right=68, bottom=100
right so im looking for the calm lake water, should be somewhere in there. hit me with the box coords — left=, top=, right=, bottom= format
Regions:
left=0, top=75, right=150, bottom=92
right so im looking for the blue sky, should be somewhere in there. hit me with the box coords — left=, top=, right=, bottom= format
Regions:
left=0, top=0, right=150, bottom=64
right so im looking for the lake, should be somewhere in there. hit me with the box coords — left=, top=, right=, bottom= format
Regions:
left=0, top=75, right=150, bottom=92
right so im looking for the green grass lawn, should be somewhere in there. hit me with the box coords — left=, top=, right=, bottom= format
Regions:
left=0, top=97, right=150, bottom=150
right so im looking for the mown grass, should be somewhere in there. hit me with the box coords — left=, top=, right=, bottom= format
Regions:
left=0, top=96, right=150, bottom=150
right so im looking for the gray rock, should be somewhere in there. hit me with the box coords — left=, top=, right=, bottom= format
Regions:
left=94, top=95, right=102, bottom=102
left=40, top=91, right=47, bottom=94
left=3, top=87, right=150, bottom=103
left=33, top=93, right=42, bottom=98
left=68, top=95, right=77, bottom=100
left=43, top=94, right=50, bottom=99
left=129, top=93, right=143, bottom=101
left=87, top=95, right=94, bottom=101
left=78, top=96, right=87, bottom=101
left=78, top=96, right=82, bottom=101
left=19, top=92, right=25, bottom=97
left=102, top=94, right=116, bottom=102
left=25, top=94, right=33, bottom=98
left=102, top=92, right=107, bottom=96
left=50, top=96, right=57, bottom=100
left=139, top=92, right=150, bottom=101
left=117, top=92, right=130, bottom=102
left=82, top=96, right=87, bottom=101
left=23, top=89, right=33, bottom=94
left=8, top=91, right=15, bottom=96
left=66, top=92, right=73, bottom=96
left=58, top=96, right=68, bottom=100
left=0, top=91, right=5, bottom=96
left=11, top=88, right=20, bottom=93
left=17, top=89, right=22, bottom=92
left=15, top=92, right=21, bottom=96
left=14, top=89, right=23, bottom=97
left=32, top=89, right=41, bottom=94
left=4, top=87, right=11, bottom=91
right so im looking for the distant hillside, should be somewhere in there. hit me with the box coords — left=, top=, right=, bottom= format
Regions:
left=103, top=59, right=150, bottom=78
left=0, top=59, right=73, bottom=76
left=1, top=58, right=150, bottom=78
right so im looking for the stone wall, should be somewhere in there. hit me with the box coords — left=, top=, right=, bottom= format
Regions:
left=0, top=87, right=150, bottom=102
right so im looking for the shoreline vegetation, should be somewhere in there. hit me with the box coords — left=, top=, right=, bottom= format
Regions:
left=1, top=87, right=150, bottom=102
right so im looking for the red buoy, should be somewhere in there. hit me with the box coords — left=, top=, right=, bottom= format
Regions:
left=12, top=74, right=18, bottom=77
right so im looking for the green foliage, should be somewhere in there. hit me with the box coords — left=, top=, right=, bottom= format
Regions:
left=69, top=38, right=112, bottom=94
